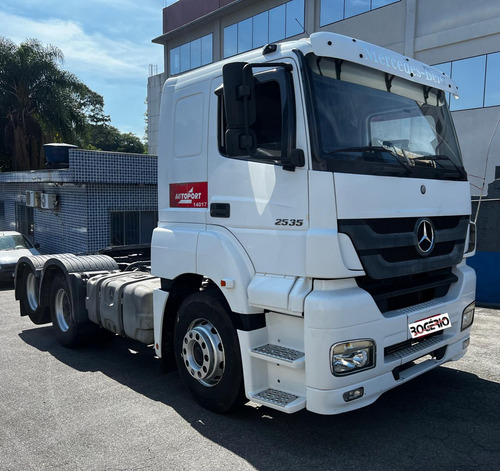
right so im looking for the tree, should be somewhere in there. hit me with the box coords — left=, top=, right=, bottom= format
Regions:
left=85, top=124, right=146, bottom=154
left=0, top=37, right=109, bottom=171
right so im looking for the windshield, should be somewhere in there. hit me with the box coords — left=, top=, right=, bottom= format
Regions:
left=306, top=54, right=467, bottom=181
left=0, top=234, right=34, bottom=251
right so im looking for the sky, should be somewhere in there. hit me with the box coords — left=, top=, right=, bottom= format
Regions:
left=0, top=0, right=170, bottom=140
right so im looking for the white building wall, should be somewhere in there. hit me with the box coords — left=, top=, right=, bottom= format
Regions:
left=147, top=72, right=167, bottom=156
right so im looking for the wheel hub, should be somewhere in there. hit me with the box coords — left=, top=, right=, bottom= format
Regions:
left=181, top=319, right=225, bottom=387
left=26, top=272, right=39, bottom=311
left=54, top=288, right=71, bottom=333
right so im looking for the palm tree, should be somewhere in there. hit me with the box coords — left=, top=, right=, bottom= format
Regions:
left=0, top=38, right=109, bottom=170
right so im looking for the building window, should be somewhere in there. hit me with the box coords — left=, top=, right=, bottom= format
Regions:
left=170, top=34, right=213, bottom=75
left=110, top=211, right=156, bottom=246
left=435, top=51, right=500, bottom=111
left=320, top=0, right=399, bottom=26
left=269, top=4, right=286, bottom=43
left=15, top=203, right=34, bottom=238
left=484, top=52, right=500, bottom=107
left=223, top=0, right=305, bottom=59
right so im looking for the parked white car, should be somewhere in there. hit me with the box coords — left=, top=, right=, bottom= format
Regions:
left=0, top=232, right=40, bottom=282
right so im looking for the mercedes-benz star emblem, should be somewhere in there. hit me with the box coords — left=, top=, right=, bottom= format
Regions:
left=415, top=218, right=435, bottom=256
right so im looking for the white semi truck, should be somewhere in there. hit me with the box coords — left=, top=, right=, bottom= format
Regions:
left=15, top=32, right=476, bottom=415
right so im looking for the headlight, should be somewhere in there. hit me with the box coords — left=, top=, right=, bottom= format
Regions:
left=461, top=302, right=475, bottom=331
left=331, top=339, right=376, bottom=376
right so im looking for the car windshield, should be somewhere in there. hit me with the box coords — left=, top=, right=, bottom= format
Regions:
left=305, top=54, right=467, bottom=181
left=0, top=234, right=33, bottom=251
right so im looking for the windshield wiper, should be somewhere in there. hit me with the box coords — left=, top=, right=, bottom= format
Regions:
left=326, top=145, right=412, bottom=175
left=412, top=154, right=467, bottom=179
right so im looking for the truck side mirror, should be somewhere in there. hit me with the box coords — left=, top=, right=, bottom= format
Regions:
left=221, top=61, right=302, bottom=169
left=283, top=148, right=305, bottom=171
left=222, top=62, right=256, bottom=156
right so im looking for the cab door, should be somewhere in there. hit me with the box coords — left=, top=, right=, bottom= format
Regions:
left=206, top=60, right=310, bottom=276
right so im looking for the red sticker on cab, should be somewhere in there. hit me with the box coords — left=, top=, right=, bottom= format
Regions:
left=169, top=182, right=208, bottom=208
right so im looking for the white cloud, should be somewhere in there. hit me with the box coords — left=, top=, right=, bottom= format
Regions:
left=0, top=11, right=162, bottom=80
left=0, top=3, right=164, bottom=136
left=88, top=0, right=160, bottom=16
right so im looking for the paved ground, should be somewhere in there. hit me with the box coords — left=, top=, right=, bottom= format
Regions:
left=0, top=281, right=498, bottom=471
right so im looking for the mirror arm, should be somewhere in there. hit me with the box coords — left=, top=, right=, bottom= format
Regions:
left=241, top=65, right=254, bottom=156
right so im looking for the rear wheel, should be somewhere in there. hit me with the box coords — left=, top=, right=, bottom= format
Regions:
left=50, top=275, right=94, bottom=348
left=20, top=268, right=49, bottom=325
left=174, top=291, right=246, bottom=413
left=25, top=271, right=38, bottom=312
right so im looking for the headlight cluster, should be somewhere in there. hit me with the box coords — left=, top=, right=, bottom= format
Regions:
left=330, top=339, right=376, bottom=376
left=461, top=302, right=475, bottom=331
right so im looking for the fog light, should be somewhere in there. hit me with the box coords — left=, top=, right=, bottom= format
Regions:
left=331, top=339, right=375, bottom=376
left=343, top=387, right=364, bottom=402
left=462, top=338, right=470, bottom=349
left=461, top=302, right=475, bottom=331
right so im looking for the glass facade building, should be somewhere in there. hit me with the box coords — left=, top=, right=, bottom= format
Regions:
left=170, top=34, right=213, bottom=75
left=436, top=52, right=500, bottom=111
left=224, top=0, right=305, bottom=58
left=320, top=0, right=399, bottom=26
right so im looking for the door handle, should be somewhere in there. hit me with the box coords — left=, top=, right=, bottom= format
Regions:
left=210, top=203, right=230, bottom=218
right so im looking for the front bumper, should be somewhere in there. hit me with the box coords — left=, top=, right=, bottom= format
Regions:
left=304, top=263, right=476, bottom=415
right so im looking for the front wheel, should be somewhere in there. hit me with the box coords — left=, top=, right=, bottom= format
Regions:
left=174, top=291, right=246, bottom=413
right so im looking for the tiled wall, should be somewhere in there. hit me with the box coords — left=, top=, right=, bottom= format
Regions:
left=35, top=185, right=90, bottom=254
left=0, top=182, right=27, bottom=232
left=86, top=183, right=157, bottom=253
left=0, top=150, right=158, bottom=255
left=69, top=150, right=157, bottom=184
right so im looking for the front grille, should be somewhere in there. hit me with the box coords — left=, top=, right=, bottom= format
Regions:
left=357, top=268, right=456, bottom=312
left=338, top=215, right=469, bottom=279
left=365, top=216, right=463, bottom=234
left=376, top=241, right=456, bottom=263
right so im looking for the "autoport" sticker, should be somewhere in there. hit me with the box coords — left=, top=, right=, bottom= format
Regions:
left=169, top=182, right=208, bottom=208
left=409, top=313, right=451, bottom=339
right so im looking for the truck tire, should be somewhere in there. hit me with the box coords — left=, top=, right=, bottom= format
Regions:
left=20, top=268, right=47, bottom=325
left=50, top=275, right=94, bottom=348
left=174, top=291, right=246, bottom=413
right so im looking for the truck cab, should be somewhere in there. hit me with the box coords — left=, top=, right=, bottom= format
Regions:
left=151, top=32, right=476, bottom=414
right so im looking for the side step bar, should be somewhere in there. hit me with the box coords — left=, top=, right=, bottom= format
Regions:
left=250, top=344, right=305, bottom=368
left=238, top=329, right=307, bottom=414
left=250, top=388, right=306, bottom=413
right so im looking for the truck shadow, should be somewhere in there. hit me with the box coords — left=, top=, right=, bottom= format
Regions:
left=19, top=326, right=499, bottom=471
left=0, top=280, right=15, bottom=291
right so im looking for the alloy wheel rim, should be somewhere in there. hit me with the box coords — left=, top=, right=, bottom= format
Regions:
left=54, top=288, right=71, bottom=332
left=181, top=318, right=225, bottom=387
left=26, top=272, right=39, bottom=311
